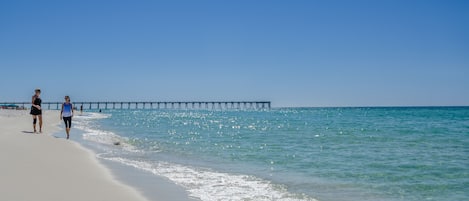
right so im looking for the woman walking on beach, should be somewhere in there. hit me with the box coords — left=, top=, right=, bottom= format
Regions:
left=30, top=88, right=42, bottom=133
left=60, top=96, right=74, bottom=139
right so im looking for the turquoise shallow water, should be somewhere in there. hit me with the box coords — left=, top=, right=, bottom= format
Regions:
left=74, top=107, right=469, bottom=201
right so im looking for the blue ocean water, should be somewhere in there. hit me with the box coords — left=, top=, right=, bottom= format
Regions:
left=73, top=107, right=469, bottom=201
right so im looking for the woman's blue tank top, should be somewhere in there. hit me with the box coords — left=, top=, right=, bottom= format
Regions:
left=62, top=103, right=73, bottom=117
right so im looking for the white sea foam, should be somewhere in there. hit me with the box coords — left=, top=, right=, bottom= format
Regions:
left=74, top=112, right=111, bottom=120
left=74, top=112, right=138, bottom=152
left=100, top=156, right=317, bottom=201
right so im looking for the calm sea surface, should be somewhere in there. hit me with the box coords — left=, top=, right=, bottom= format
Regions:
left=73, top=107, right=469, bottom=201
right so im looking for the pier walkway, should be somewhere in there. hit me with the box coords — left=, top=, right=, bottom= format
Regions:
left=0, top=101, right=271, bottom=110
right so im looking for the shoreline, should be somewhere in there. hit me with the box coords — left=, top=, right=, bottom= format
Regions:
left=71, top=125, right=198, bottom=201
left=99, top=158, right=199, bottom=201
left=0, top=109, right=149, bottom=201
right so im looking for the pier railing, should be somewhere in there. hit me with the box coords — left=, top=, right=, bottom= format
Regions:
left=0, top=101, right=271, bottom=110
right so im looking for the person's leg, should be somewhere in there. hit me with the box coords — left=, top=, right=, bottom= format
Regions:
left=68, top=117, right=72, bottom=139
left=32, top=115, right=37, bottom=133
left=38, top=115, right=43, bottom=133
left=63, top=117, right=68, bottom=138
left=64, top=117, right=71, bottom=139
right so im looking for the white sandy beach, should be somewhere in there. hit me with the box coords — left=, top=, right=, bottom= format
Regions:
left=0, top=109, right=149, bottom=201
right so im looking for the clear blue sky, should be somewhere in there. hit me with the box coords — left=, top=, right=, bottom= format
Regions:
left=1, top=0, right=468, bottom=107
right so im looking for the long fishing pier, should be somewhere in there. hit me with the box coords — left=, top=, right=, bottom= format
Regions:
left=1, top=101, right=271, bottom=110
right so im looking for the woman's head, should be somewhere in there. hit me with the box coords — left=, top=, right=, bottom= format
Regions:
left=65, top=96, right=70, bottom=102
left=35, top=88, right=41, bottom=95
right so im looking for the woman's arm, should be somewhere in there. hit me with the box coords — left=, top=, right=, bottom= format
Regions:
left=60, top=103, right=64, bottom=120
